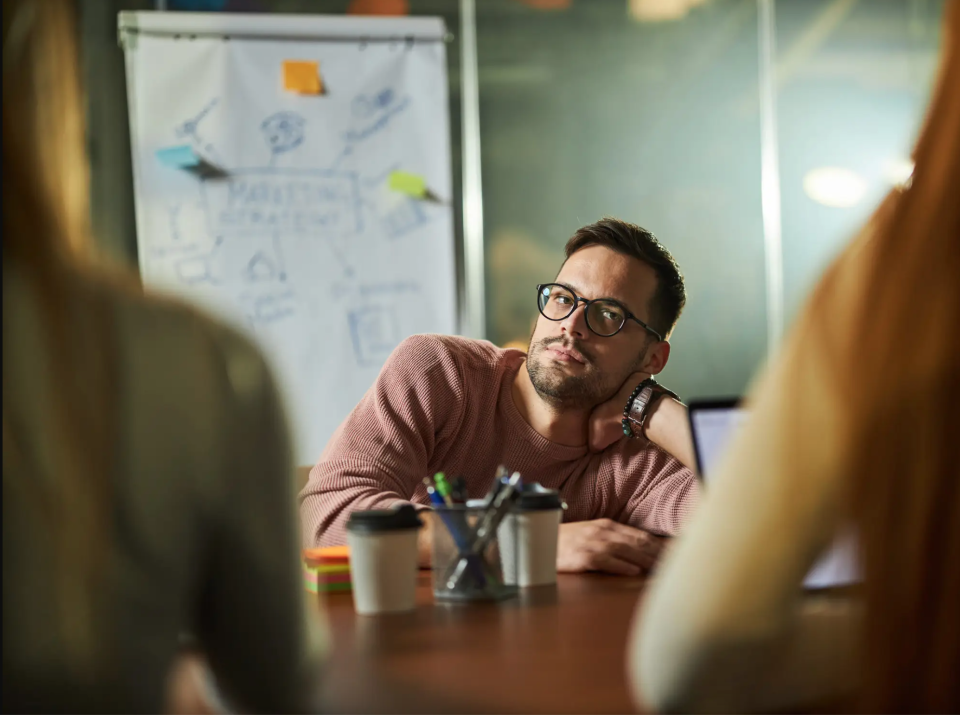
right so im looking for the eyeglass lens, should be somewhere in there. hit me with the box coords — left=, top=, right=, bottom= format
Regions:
left=537, top=284, right=626, bottom=337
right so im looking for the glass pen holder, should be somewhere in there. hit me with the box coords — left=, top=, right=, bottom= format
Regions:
left=431, top=505, right=518, bottom=602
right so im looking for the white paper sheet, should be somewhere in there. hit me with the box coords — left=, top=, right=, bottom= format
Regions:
left=122, top=13, right=456, bottom=463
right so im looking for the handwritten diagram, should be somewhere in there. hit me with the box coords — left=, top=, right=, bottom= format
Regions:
left=204, top=169, right=362, bottom=236
left=348, top=305, right=400, bottom=366
left=126, top=18, right=456, bottom=463
left=146, top=85, right=447, bottom=366
left=175, top=97, right=222, bottom=165
left=261, top=111, right=305, bottom=157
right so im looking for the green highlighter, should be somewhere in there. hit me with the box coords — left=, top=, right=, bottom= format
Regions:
left=433, top=472, right=454, bottom=506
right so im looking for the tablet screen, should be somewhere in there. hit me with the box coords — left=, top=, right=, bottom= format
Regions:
left=689, top=401, right=860, bottom=590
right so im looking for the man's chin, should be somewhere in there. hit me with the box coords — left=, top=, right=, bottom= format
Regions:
left=528, top=374, right=603, bottom=409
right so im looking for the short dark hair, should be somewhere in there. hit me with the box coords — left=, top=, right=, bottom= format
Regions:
left=563, top=217, right=686, bottom=338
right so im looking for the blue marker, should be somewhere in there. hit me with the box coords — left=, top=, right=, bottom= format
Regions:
left=423, top=477, right=486, bottom=587
left=423, top=479, right=446, bottom=507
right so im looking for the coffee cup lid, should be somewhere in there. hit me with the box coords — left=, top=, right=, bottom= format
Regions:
left=346, top=503, right=423, bottom=533
left=515, top=483, right=563, bottom=511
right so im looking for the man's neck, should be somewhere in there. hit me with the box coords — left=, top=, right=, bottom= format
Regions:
left=511, top=361, right=590, bottom=447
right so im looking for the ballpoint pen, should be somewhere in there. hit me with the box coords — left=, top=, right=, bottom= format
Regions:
left=472, top=471, right=522, bottom=552
left=424, top=477, right=487, bottom=587
left=481, top=465, right=509, bottom=509
left=444, top=471, right=523, bottom=591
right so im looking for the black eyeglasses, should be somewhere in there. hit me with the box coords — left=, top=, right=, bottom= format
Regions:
left=536, top=283, right=664, bottom=341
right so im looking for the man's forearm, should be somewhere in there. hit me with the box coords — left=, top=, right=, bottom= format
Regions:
left=300, top=474, right=415, bottom=548
left=643, top=397, right=697, bottom=471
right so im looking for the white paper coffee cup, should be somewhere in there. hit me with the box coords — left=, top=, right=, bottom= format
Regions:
left=497, top=486, right=563, bottom=587
left=346, top=505, right=422, bottom=615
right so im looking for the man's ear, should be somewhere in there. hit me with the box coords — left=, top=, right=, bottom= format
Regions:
left=639, top=340, right=671, bottom=376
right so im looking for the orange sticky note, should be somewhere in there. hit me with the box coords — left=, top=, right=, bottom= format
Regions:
left=303, top=545, right=350, bottom=567
left=283, top=60, right=322, bottom=95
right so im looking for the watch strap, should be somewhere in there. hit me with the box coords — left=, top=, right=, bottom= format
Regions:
left=622, top=379, right=680, bottom=439
left=622, top=378, right=658, bottom=438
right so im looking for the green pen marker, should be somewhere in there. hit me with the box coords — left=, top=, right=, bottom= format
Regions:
left=433, top=472, right=454, bottom=506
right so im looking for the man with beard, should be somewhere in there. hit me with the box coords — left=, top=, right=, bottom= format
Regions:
left=300, top=218, right=699, bottom=575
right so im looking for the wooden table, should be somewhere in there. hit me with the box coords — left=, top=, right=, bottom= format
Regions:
left=317, top=572, right=647, bottom=714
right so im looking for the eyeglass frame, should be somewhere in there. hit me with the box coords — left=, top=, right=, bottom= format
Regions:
left=535, top=283, right=665, bottom=342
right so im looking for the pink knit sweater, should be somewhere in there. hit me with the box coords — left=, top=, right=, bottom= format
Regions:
left=300, top=334, right=700, bottom=547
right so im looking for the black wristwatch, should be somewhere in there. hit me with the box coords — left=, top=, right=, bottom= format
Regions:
left=621, top=378, right=679, bottom=439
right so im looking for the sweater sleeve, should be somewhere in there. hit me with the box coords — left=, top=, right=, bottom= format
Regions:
left=299, top=335, right=465, bottom=547
left=616, top=448, right=700, bottom=536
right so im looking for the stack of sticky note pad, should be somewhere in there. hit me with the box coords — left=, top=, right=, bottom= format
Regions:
left=302, top=546, right=351, bottom=595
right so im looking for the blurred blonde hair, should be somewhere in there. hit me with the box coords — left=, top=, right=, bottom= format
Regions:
left=2, top=0, right=91, bottom=259
left=790, top=3, right=960, bottom=710
left=3, top=0, right=117, bottom=670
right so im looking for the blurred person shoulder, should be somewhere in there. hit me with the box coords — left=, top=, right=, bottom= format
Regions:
left=17, top=261, right=293, bottom=482
left=89, top=265, right=277, bottom=407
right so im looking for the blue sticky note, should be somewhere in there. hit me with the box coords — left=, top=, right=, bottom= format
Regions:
left=155, top=145, right=200, bottom=169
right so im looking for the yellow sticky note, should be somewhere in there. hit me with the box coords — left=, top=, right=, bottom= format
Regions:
left=311, top=563, right=351, bottom=575
left=283, top=60, right=322, bottom=95
left=388, top=171, right=427, bottom=198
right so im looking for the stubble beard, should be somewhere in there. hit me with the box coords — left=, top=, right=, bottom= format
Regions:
left=526, top=336, right=614, bottom=410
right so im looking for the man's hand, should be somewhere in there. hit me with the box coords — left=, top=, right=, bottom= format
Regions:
left=589, top=372, right=697, bottom=470
left=589, top=371, right=650, bottom=452
left=557, top=519, right=667, bottom=576
left=417, top=510, right=433, bottom=568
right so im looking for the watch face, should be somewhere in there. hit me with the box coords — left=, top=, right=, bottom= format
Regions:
left=630, top=386, right=654, bottom=416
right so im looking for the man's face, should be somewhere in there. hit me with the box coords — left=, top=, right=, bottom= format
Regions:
left=526, top=245, right=665, bottom=409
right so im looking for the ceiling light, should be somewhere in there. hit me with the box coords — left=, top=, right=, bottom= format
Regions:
left=882, top=158, right=914, bottom=187
left=803, top=167, right=867, bottom=208
left=628, top=0, right=692, bottom=22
